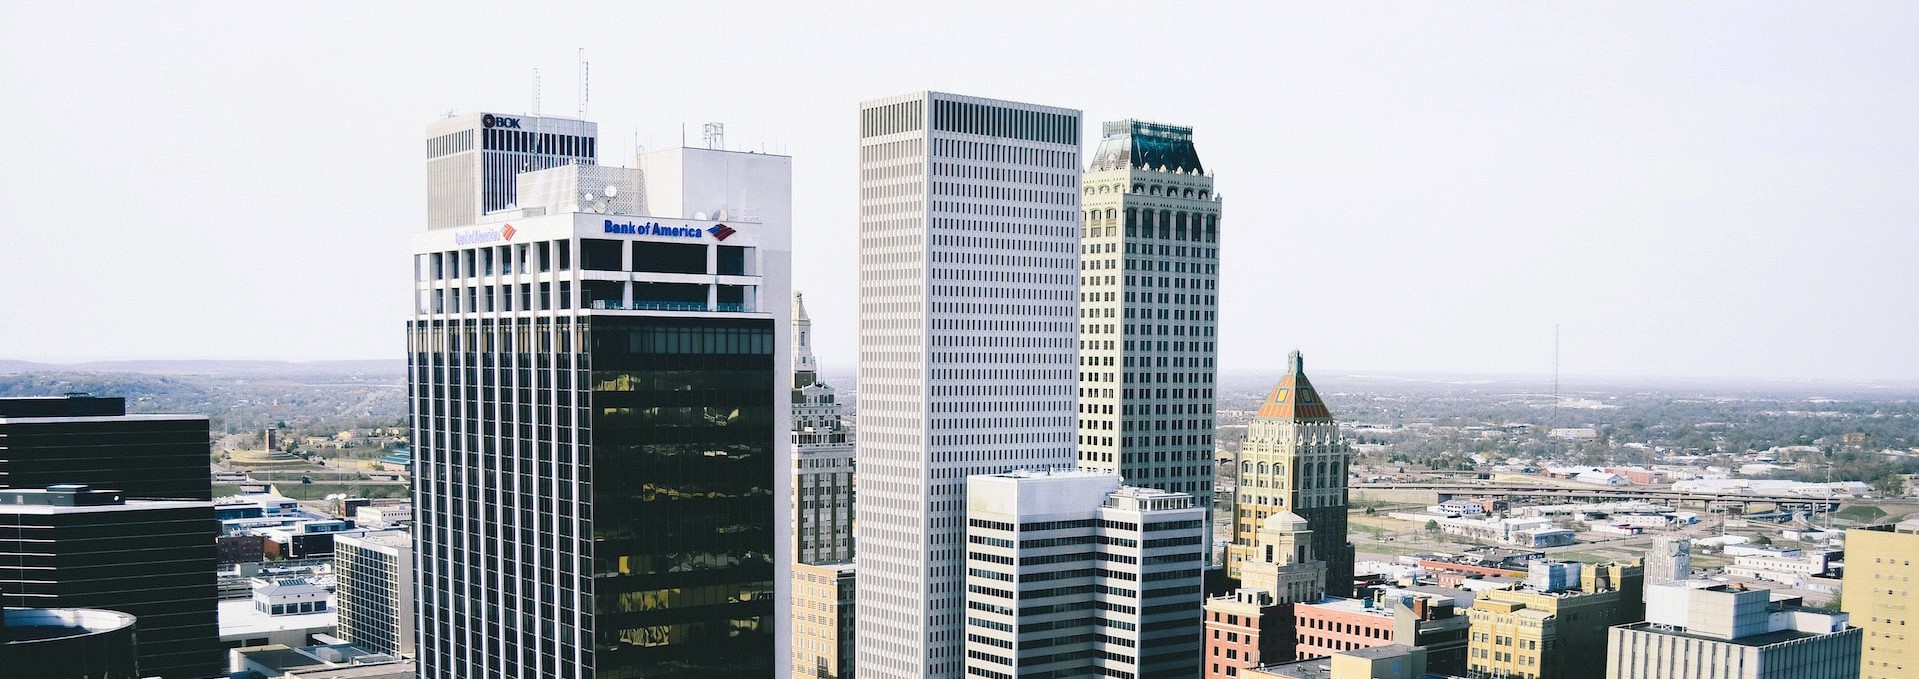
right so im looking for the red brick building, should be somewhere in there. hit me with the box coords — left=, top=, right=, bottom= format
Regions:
left=1293, top=596, right=1395, bottom=659
left=1292, top=591, right=1471, bottom=673
left=1204, top=589, right=1290, bottom=679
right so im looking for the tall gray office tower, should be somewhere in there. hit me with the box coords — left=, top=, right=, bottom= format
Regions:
left=412, top=115, right=793, bottom=678
left=1075, top=120, right=1222, bottom=557
left=425, top=112, right=597, bottom=230
left=855, top=92, right=1082, bottom=679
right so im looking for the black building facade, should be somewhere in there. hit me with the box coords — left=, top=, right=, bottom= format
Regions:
left=0, top=396, right=212, bottom=501
left=411, top=312, right=778, bottom=679
left=0, top=486, right=221, bottom=678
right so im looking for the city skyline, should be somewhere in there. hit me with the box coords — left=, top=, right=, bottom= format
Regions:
left=4, top=4, right=1916, bottom=382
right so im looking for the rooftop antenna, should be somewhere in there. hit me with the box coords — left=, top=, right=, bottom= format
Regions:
left=704, top=122, right=724, bottom=150
left=527, top=68, right=542, bottom=171
left=577, top=48, right=589, bottom=121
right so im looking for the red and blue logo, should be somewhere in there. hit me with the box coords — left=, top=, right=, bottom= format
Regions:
left=708, top=224, right=736, bottom=241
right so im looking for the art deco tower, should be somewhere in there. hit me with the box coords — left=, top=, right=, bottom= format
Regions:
left=1075, top=120, right=1222, bottom=553
left=855, top=91, right=1082, bottom=679
left=792, top=292, right=854, bottom=565
left=1228, top=351, right=1354, bottom=597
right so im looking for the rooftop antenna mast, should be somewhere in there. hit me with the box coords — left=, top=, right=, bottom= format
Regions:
left=577, top=48, right=589, bottom=121
left=703, top=122, right=725, bottom=150
left=526, top=68, right=542, bottom=172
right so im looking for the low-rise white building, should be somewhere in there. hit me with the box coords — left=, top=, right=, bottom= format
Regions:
left=1575, top=470, right=1629, bottom=486
left=221, top=579, right=337, bottom=648
left=1434, top=516, right=1558, bottom=546
left=353, top=504, right=412, bottom=530
left=1671, top=479, right=1875, bottom=497
left=963, top=470, right=1206, bottom=679
left=1430, top=500, right=1486, bottom=516
left=1608, top=581, right=1861, bottom=679
left=1724, top=550, right=1838, bottom=587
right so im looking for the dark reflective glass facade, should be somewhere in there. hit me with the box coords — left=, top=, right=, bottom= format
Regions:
left=588, top=316, right=776, bottom=678
left=411, top=313, right=775, bottom=679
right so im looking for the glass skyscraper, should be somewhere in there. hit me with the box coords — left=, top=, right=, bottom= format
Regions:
left=411, top=125, right=792, bottom=678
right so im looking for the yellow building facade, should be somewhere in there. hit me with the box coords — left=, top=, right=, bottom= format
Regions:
left=793, top=561, right=855, bottom=679
left=1844, top=520, right=1919, bottom=679
left=1464, top=561, right=1641, bottom=679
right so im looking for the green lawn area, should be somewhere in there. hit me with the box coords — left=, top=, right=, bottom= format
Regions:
left=1832, top=504, right=1889, bottom=523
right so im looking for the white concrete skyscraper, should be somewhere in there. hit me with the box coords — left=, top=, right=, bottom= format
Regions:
left=855, top=91, right=1082, bottom=679
left=1075, top=120, right=1222, bottom=556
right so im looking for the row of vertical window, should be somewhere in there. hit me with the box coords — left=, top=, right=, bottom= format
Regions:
left=1084, top=208, right=1220, bottom=242
left=427, top=129, right=474, bottom=159
left=482, top=128, right=594, bottom=158
left=861, top=100, right=923, bottom=138
left=421, top=241, right=758, bottom=280
left=421, top=241, right=570, bottom=279
left=931, top=100, right=1078, bottom=146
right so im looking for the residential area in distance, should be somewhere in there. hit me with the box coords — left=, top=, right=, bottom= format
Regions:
left=1207, top=371, right=1919, bottom=609
left=3, top=361, right=1914, bottom=676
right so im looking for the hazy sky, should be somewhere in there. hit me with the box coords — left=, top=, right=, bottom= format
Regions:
left=3, top=3, right=1915, bottom=382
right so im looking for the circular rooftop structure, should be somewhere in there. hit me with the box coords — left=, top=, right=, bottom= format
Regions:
left=1, top=608, right=140, bottom=678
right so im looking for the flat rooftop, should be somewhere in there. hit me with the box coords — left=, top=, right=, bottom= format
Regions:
left=1298, top=596, right=1393, bottom=618
left=219, top=598, right=336, bottom=639
left=1616, top=621, right=1826, bottom=647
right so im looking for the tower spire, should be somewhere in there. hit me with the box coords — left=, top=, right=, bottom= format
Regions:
left=792, top=292, right=818, bottom=387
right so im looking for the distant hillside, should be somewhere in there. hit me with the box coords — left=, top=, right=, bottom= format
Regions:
left=0, top=359, right=405, bottom=376
left=0, top=364, right=405, bottom=434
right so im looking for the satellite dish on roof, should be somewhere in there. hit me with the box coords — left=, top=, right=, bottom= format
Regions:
left=715, top=209, right=729, bottom=220
left=581, top=192, right=594, bottom=202
left=594, top=201, right=608, bottom=213
left=694, top=211, right=708, bottom=220
left=604, top=185, right=619, bottom=198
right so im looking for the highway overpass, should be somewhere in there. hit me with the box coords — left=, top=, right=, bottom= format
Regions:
left=1351, top=482, right=1844, bottom=512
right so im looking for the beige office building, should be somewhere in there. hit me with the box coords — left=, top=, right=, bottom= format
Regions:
left=793, top=561, right=856, bottom=679
left=1465, top=561, right=1642, bottom=679
left=1844, top=519, right=1919, bottom=679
